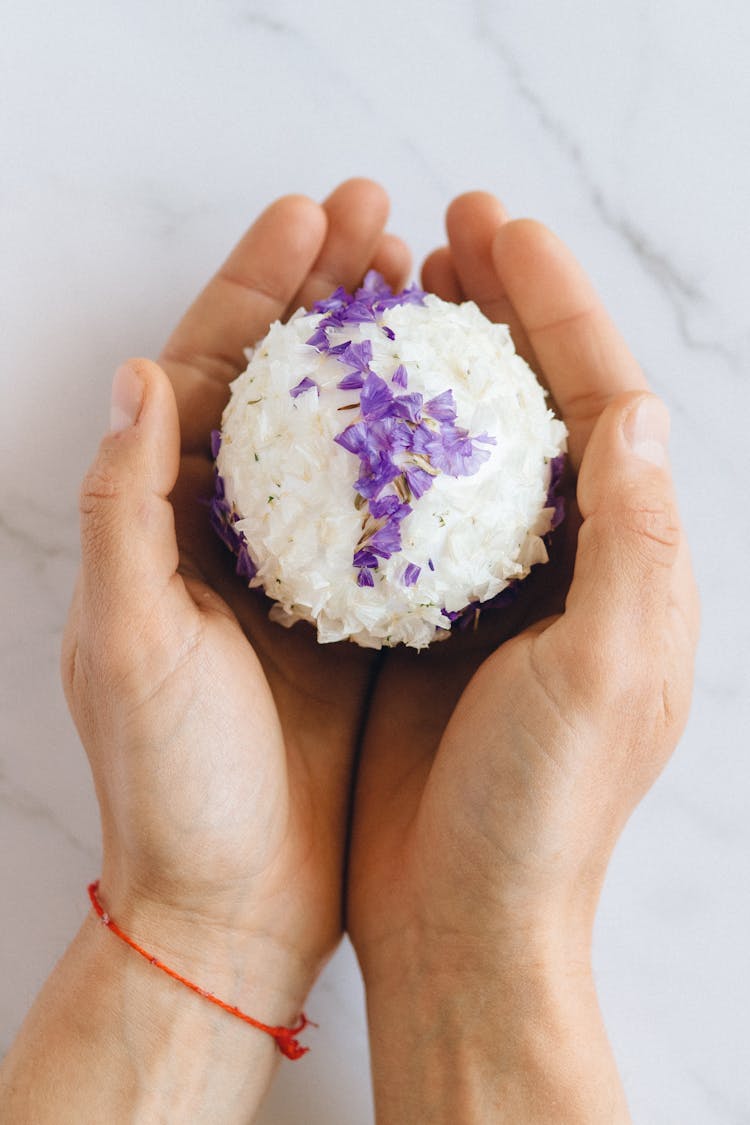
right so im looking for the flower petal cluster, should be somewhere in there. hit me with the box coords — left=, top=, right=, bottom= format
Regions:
left=213, top=276, right=568, bottom=649
left=208, top=431, right=257, bottom=582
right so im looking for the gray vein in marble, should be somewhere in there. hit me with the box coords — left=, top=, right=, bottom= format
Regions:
left=688, top=1069, right=750, bottom=1124
left=137, top=193, right=214, bottom=245
left=473, top=1, right=741, bottom=373
left=230, top=8, right=298, bottom=36
left=226, top=5, right=451, bottom=201
left=394, top=136, right=453, bottom=203
left=0, top=509, right=78, bottom=565
left=0, top=765, right=97, bottom=862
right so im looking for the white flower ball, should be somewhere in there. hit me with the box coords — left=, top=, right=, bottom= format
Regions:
left=210, top=273, right=567, bottom=649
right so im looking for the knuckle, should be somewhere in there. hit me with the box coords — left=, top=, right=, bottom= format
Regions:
left=620, top=481, right=683, bottom=551
left=79, top=464, right=120, bottom=519
left=625, top=501, right=681, bottom=552
left=605, top=483, right=681, bottom=567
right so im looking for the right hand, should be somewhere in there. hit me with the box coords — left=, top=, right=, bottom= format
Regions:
left=347, top=195, right=700, bottom=1120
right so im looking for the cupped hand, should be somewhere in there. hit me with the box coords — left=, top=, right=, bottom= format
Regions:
left=62, top=180, right=410, bottom=1015
left=347, top=193, right=701, bottom=981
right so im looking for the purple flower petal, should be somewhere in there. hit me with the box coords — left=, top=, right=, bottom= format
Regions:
left=409, top=421, right=438, bottom=457
left=334, top=421, right=369, bottom=456
left=374, top=416, right=413, bottom=453
left=369, top=494, right=406, bottom=520
left=372, top=283, right=426, bottom=311
left=289, top=377, right=318, bottom=399
left=429, top=423, right=493, bottom=477
left=359, top=270, right=392, bottom=298
left=327, top=340, right=351, bottom=357
left=396, top=282, right=427, bottom=306
left=425, top=389, right=457, bottom=423
left=403, top=563, right=421, bottom=587
left=354, top=452, right=401, bottom=499
left=403, top=464, right=434, bottom=499
left=545, top=455, right=566, bottom=529
left=357, top=568, right=375, bottom=587
left=236, top=542, right=257, bottom=580
left=382, top=325, right=396, bottom=341
left=210, top=429, right=222, bottom=458
left=549, top=453, right=565, bottom=491
left=368, top=518, right=404, bottom=559
left=549, top=498, right=566, bottom=529
left=360, top=371, right=395, bottom=422
left=311, top=286, right=349, bottom=314
left=392, top=392, right=423, bottom=423
left=353, top=549, right=379, bottom=568
left=340, top=300, right=377, bottom=326
left=209, top=467, right=258, bottom=581
left=428, top=557, right=435, bottom=571
left=337, top=370, right=365, bottom=391
left=341, top=339, right=373, bottom=374
left=391, top=364, right=408, bottom=388
left=305, top=326, right=330, bottom=350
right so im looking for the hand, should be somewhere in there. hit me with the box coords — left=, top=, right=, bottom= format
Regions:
left=45, top=181, right=409, bottom=1115
left=151, top=178, right=408, bottom=962
left=2, top=180, right=413, bottom=1124
left=347, top=194, right=700, bottom=1121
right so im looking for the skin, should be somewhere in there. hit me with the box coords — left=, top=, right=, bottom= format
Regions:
left=0, top=179, right=412, bottom=1122
left=0, top=183, right=699, bottom=1124
left=347, top=194, right=701, bottom=1122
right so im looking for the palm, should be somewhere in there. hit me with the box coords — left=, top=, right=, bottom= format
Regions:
left=346, top=501, right=579, bottom=958
left=155, top=180, right=410, bottom=962
left=348, top=194, right=650, bottom=957
left=166, top=459, right=372, bottom=960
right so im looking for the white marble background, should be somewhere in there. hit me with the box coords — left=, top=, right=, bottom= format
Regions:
left=2, top=1, right=748, bottom=1121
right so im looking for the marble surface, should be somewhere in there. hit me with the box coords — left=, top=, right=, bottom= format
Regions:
left=2, top=1, right=749, bottom=1120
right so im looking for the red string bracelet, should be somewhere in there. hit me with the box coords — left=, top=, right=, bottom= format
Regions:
left=87, top=881, right=313, bottom=1060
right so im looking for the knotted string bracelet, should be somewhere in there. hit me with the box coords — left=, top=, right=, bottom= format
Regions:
left=87, top=881, right=313, bottom=1060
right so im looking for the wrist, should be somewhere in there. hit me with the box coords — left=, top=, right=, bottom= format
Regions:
left=357, top=905, right=593, bottom=994
left=91, top=876, right=315, bottom=1023
left=0, top=902, right=314, bottom=1125
left=82, top=891, right=311, bottom=1118
left=361, top=929, right=629, bottom=1125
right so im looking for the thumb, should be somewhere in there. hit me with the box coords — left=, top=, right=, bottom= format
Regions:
left=561, top=391, right=681, bottom=658
left=78, top=358, right=183, bottom=630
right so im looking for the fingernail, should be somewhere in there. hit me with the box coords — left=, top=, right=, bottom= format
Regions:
left=623, top=395, right=670, bottom=467
left=110, top=364, right=144, bottom=433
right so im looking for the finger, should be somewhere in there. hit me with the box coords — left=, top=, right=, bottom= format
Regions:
left=445, top=192, right=509, bottom=307
left=160, top=195, right=328, bottom=453
left=421, top=246, right=465, bottom=302
left=78, top=359, right=193, bottom=634
left=289, top=178, right=391, bottom=312
left=369, top=232, right=413, bottom=294
left=443, top=193, right=536, bottom=364
left=492, top=220, right=647, bottom=468
left=543, top=392, right=699, bottom=685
